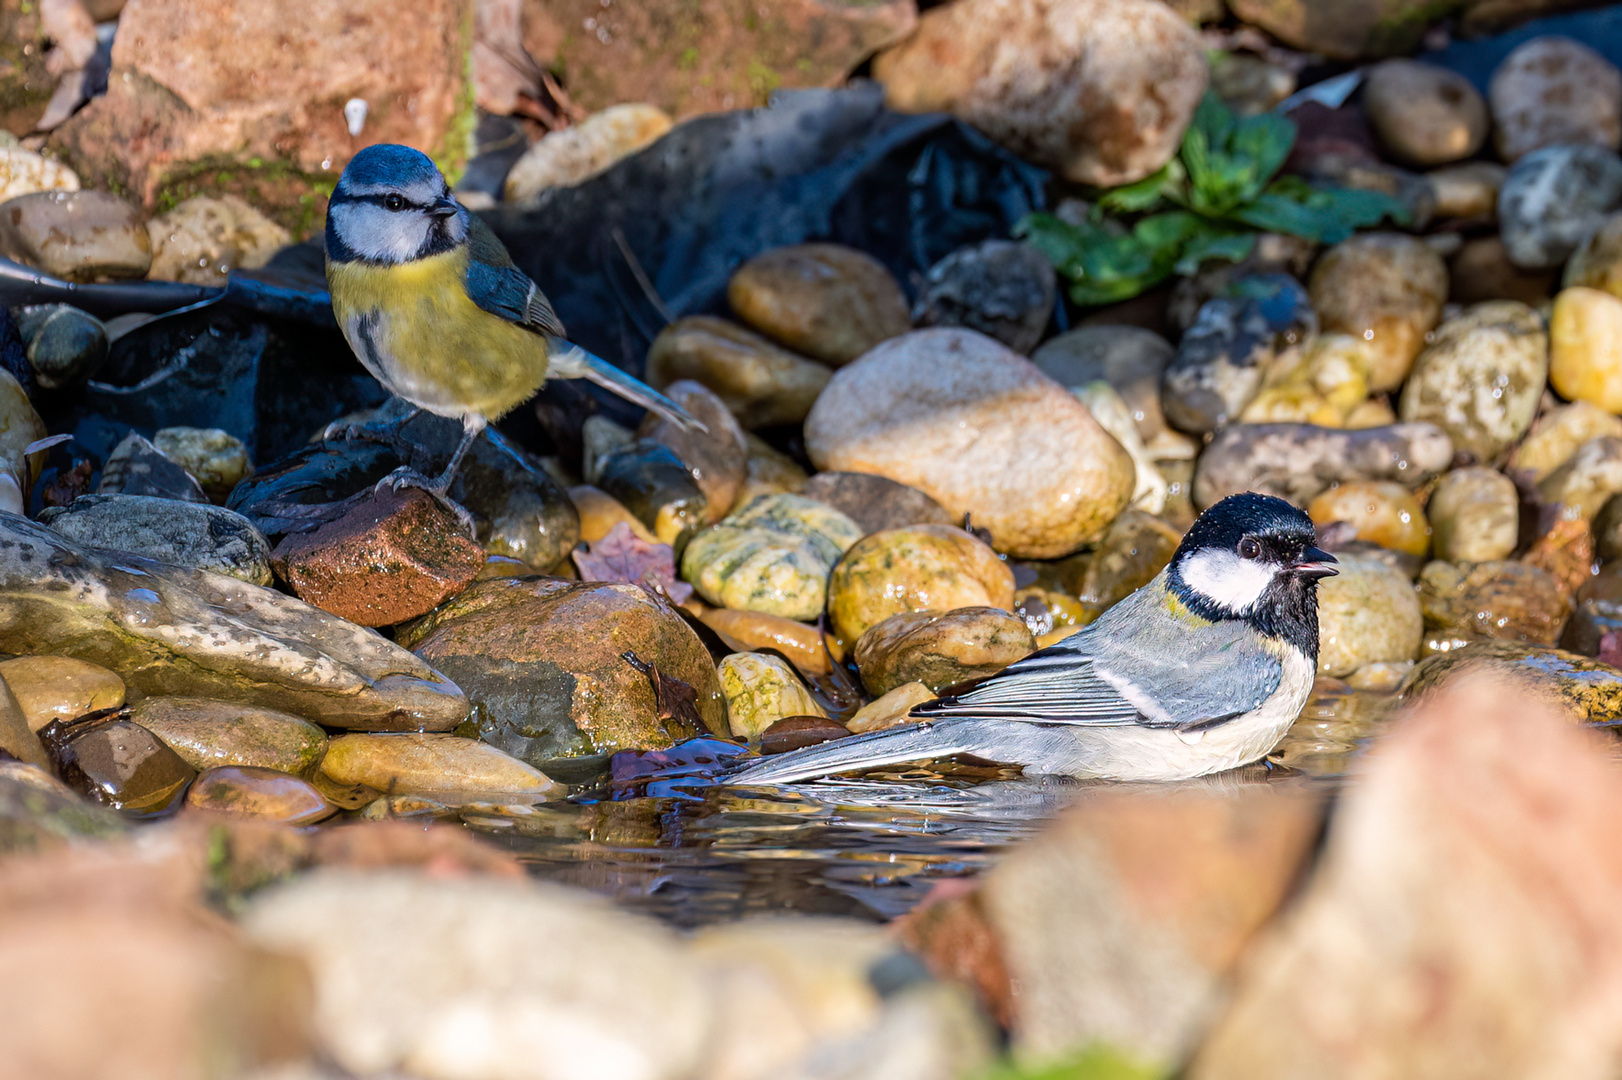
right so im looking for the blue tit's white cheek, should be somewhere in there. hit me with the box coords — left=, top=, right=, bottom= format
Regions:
left=329, top=201, right=433, bottom=264
left=1178, top=548, right=1281, bottom=614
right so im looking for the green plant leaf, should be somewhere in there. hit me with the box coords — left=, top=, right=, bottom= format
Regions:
left=1229, top=110, right=1296, bottom=197
left=1096, top=167, right=1171, bottom=214
left=1174, top=227, right=1257, bottom=276
left=976, top=1044, right=1169, bottom=1080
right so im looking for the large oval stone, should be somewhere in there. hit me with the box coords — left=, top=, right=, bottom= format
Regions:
left=402, top=580, right=728, bottom=764
left=805, top=328, right=1134, bottom=558
left=131, top=697, right=327, bottom=775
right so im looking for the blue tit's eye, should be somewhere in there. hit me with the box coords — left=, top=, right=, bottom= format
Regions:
left=1238, top=537, right=1262, bottom=560
left=383, top=194, right=406, bottom=212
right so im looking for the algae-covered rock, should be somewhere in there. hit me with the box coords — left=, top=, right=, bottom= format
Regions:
left=0, top=512, right=467, bottom=732
left=131, top=697, right=327, bottom=776
left=717, top=652, right=826, bottom=742
left=681, top=494, right=863, bottom=621
left=1399, top=639, right=1622, bottom=722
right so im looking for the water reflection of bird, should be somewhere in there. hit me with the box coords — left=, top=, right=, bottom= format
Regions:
left=324, top=143, right=699, bottom=500
left=730, top=493, right=1338, bottom=785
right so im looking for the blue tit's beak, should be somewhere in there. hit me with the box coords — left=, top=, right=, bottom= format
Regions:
left=428, top=196, right=461, bottom=219
left=1294, top=546, right=1339, bottom=579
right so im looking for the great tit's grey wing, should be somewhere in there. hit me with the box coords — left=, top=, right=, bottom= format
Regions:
left=914, top=585, right=1284, bottom=732
left=463, top=214, right=569, bottom=338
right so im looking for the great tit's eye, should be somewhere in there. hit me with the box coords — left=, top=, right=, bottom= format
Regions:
left=383, top=194, right=406, bottom=212
left=1237, top=537, right=1262, bottom=560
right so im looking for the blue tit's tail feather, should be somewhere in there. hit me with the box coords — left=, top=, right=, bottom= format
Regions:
left=547, top=339, right=707, bottom=433
left=725, top=721, right=976, bottom=785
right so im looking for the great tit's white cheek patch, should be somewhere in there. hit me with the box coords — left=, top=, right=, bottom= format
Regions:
left=1179, top=548, right=1280, bottom=613
left=331, top=201, right=432, bottom=264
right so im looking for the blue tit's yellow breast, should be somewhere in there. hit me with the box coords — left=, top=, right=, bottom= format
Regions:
left=327, top=249, right=550, bottom=421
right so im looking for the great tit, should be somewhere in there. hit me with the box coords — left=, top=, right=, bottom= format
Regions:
left=324, top=144, right=699, bottom=495
left=729, top=492, right=1338, bottom=785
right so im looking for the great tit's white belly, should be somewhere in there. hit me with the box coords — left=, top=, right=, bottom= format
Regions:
left=1011, top=646, right=1317, bottom=781
left=327, top=251, right=550, bottom=422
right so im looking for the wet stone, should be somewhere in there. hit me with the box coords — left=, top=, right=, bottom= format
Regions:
left=1161, top=275, right=1315, bottom=433
left=503, top=104, right=674, bottom=204
left=727, top=244, right=912, bottom=366
left=1308, top=233, right=1447, bottom=393
left=827, top=524, right=1016, bottom=646
left=130, top=696, right=327, bottom=775
left=0, top=146, right=78, bottom=202
left=846, top=681, right=936, bottom=734
left=1511, top=401, right=1622, bottom=482
left=401, top=579, right=727, bottom=763
left=1427, top=162, right=1503, bottom=222
left=1449, top=235, right=1559, bottom=307
left=1307, top=482, right=1430, bottom=557
left=1498, top=144, right=1622, bottom=270
left=1427, top=467, right=1520, bottom=563
left=1240, top=333, right=1376, bottom=428
left=184, top=765, right=336, bottom=825
left=0, top=189, right=151, bottom=281
left=1398, top=639, right=1622, bottom=723
left=1074, top=381, right=1169, bottom=513
left=698, top=607, right=832, bottom=677
left=733, top=434, right=809, bottom=507
left=1031, top=324, right=1177, bottom=445
left=1315, top=553, right=1423, bottom=678
left=1397, top=300, right=1547, bottom=462
left=1363, top=59, right=1487, bottom=168
left=1537, top=436, right=1622, bottom=523
left=854, top=607, right=1035, bottom=697
left=41, top=494, right=275, bottom=586
left=595, top=441, right=709, bottom=548
left=798, top=471, right=955, bottom=536
left=1595, top=494, right=1622, bottom=561
left=0, top=655, right=125, bottom=732
left=150, top=427, right=251, bottom=502
left=272, top=486, right=484, bottom=628
left=98, top=431, right=208, bottom=502
left=645, top=316, right=833, bottom=430
left=1194, top=422, right=1453, bottom=509
left=718, top=652, right=825, bottom=742
left=0, top=760, right=127, bottom=853
left=1489, top=36, right=1622, bottom=163
left=759, top=715, right=850, bottom=755
left=0, top=677, right=44, bottom=769
left=806, top=328, right=1134, bottom=558
left=1563, top=563, right=1622, bottom=656
left=1419, top=560, right=1570, bottom=655
left=0, top=512, right=469, bottom=732
left=145, top=195, right=290, bottom=285
left=16, top=304, right=107, bottom=389
left=912, top=240, right=1056, bottom=354
left=638, top=380, right=749, bottom=523
left=319, top=733, right=562, bottom=802
left=1563, top=212, right=1622, bottom=299
left=1079, top=509, right=1182, bottom=610
left=680, top=493, right=863, bottom=621
left=569, top=484, right=660, bottom=545
left=1549, top=287, right=1622, bottom=415
left=53, top=719, right=195, bottom=815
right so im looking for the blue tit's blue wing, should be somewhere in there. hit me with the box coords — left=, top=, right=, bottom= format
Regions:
left=913, top=575, right=1284, bottom=732
left=464, top=214, right=568, bottom=338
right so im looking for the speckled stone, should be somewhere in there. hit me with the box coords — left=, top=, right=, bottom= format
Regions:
left=145, top=195, right=290, bottom=285
left=1490, top=36, right=1622, bottom=162
left=1511, top=401, right=1622, bottom=481
left=0, top=189, right=151, bottom=281
left=1537, top=435, right=1622, bottom=523
left=1240, top=334, right=1376, bottom=427
left=41, top=494, right=275, bottom=586
left=503, top=104, right=673, bottom=204
left=1549, top=287, right=1622, bottom=414
left=827, top=524, right=1015, bottom=646
left=1397, top=301, right=1548, bottom=462
left=912, top=240, right=1056, bottom=354
left=1194, top=422, right=1453, bottom=509
left=1498, top=144, right=1622, bottom=270
left=1315, top=553, right=1423, bottom=678
left=680, top=493, right=864, bottom=620
left=717, top=652, right=825, bottom=742
left=1398, top=639, right=1622, bottom=723
left=1031, top=324, right=1176, bottom=444
left=1309, top=233, right=1448, bottom=392
left=150, top=427, right=251, bottom=502
left=1427, top=467, right=1520, bottom=563
left=1563, top=212, right=1622, bottom=298
left=805, top=328, right=1135, bottom=558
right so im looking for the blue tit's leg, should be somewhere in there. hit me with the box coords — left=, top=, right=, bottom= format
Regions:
left=374, top=414, right=485, bottom=538
left=321, top=403, right=423, bottom=446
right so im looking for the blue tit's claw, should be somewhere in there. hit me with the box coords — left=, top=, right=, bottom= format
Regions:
left=375, top=466, right=478, bottom=539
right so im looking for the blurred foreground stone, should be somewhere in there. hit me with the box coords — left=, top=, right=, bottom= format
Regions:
left=896, top=781, right=1325, bottom=1070
left=1191, top=676, right=1622, bottom=1079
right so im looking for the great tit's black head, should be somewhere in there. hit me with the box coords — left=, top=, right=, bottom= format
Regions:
left=326, top=144, right=468, bottom=265
left=1168, top=492, right=1337, bottom=655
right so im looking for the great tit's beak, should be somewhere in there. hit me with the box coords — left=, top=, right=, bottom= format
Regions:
left=428, top=196, right=461, bottom=219
left=1294, top=546, right=1339, bottom=579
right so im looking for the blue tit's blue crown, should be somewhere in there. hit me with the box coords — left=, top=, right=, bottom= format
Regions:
left=326, top=144, right=466, bottom=266
left=334, top=144, right=445, bottom=198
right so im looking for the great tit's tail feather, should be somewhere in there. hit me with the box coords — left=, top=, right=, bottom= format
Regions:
left=725, top=721, right=974, bottom=786
left=548, top=339, right=707, bottom=433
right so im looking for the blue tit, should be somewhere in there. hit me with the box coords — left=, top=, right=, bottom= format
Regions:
left=728, top=492, right=1339, bottom=785
left=324, top=144, right=699, bottom=493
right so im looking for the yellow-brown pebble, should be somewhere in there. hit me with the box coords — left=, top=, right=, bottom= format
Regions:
left=1308, top=482, right=1431, bottom=556
left=1550, top=287, right=1622, bottom=414
left=699, top=607, right=831, bottom=676
left=846, top=682, right=936, bottom=734
left=0, top=655, right=125, bottom=731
